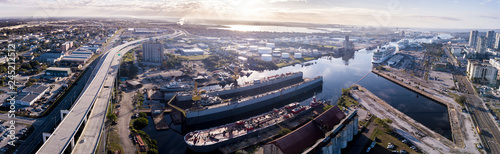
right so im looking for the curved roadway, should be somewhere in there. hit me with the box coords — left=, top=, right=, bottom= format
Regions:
left=36, top=30, right=183, bottom=154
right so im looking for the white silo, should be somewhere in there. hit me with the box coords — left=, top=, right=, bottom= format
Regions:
left=266, top=43, right=275, bottom=48
left=258, top=47, right=272, bottom=54
left=261, top=54, right=272, bottom=62
left=281, top=53, right=290, bottom=59
left=249, top=46, right=258, bottom=51
left=272, top=51, right=281, bottom=57
left=294, top=53, right=302, bottom=59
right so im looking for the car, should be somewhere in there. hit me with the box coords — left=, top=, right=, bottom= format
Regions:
left=400, top=149, right=407, bottom=154
left=392, top=150, right=399, bottom=153
left=410, top=146, right=417, bottom=150
left=402, top=139, right=407, bottom=143
left=116, top=104, right=121, bottom=108
left=477, top=143, right=483, bottom=149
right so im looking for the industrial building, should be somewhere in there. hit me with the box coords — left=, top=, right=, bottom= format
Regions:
left=181, top=48, right=204, bottom=56
left=467, top=59, right=498, bottom=85
left=15, top=84, right=50, bottom=106
left=45, top=67, right=72, bottom=77
left=142, top=38, right=164, bottom=63
left=263, top=106, right=358, bottom=154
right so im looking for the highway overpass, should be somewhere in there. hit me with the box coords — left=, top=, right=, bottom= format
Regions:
left=36, top=31, right=183, bottom=154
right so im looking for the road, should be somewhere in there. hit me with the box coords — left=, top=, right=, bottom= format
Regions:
left=456, top=73, right=500, bottom=154
left=15, top=29, right=122, bottom=154
left=36, top=30, right=183, bottom=154
left=15, top=57, right=100, bottom=154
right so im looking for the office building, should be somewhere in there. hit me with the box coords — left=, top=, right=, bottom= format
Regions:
left=469, top=30, right=478, bottom=48
left=142, top=38, right=164, bottom=63
left=467, top=59, right=498, bottom=85
left=495, top=33, right=500, bottom=50
left=487, top=30, right=495, bottom=48
left=45, top=67, right=72, bottom=77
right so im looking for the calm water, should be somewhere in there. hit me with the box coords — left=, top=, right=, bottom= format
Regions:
left=214, top=25, right=329, bottom=33
left=146, top=48, right=451, bottom=153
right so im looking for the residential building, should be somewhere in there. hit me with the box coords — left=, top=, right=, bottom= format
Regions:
left=487, top=30, right=495, bottom=49
left=469, top=30, right=478, bottom=48
left=142, top=38, right=164, bottom=63
left=476, top=36, right=487, bottom=57
left=467, top=59, right=498, bottom=85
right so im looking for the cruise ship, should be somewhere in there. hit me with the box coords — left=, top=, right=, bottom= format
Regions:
left=184, top=76, right=323, bottom=125
left=184, top=99, right=324, bottom=152
left=372, top=46, right=397, bottom=64
left=176, top=72, right=304, bottom=102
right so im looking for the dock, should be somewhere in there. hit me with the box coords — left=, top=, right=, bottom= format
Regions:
left=371, top=69, right=465, bottom=148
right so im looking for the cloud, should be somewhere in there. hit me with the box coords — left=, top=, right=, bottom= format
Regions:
left=479, top=15, right=499, bottom=20
left=406, top=15, right=461, bottom=21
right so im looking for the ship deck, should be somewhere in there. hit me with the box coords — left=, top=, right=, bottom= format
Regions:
left=177, top=72, right=302, bottom=97
left=185, top=77, right=321, bottom=112
left=185, top=105, right=310, bottom=146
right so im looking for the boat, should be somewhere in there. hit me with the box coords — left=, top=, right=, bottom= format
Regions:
left=184, top=76, right=323, bottom=125
left=160, top=80, right=192, bottom=92
left=176, top=72, right=304, bottom=101
left=184, top=99, right=324, bottom=152
left=372, top=46, right=397, bottom=64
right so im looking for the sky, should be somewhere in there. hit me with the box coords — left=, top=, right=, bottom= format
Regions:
left=0, top=0, right=499, bottom=29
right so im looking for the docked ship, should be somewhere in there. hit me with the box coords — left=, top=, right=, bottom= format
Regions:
left=184, top=76, right=323, bottom=125
left=184, top=98, right=324, bottom=152
left=176, top=72, right=304, bottom=102
left=160, top=80, right=192, bottom=92
left=372, top=46, right=397, bottom=64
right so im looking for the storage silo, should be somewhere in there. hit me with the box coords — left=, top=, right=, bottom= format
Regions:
left=258, top=47, right=272, bottom=54
left=294, top=53, right=302, bottom=59
left=281, top=53, right=290, bottom=59
left=261, top=54, right=272, bottom=62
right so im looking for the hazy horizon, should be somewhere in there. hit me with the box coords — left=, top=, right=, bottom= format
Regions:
left=0, top=0, right=499, bottom=29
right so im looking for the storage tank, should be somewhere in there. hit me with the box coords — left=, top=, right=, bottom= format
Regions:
left=258, top=47, right=272, bottom=54
left=272, top=51, right=281, bottom=57
left=281, top=53, right=290, bottom=59
left=261, top=54, right=272, bottom=62
left=294, top=53, right=302, bottom=59
left=266, top=43, right=275, bottom=48
left=249, top=46, right=258, bottom=51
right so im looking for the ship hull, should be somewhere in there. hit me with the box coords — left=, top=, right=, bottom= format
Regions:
left=185, top=77, right=323, bottom=126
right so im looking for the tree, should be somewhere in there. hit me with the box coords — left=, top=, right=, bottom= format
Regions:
left=147, top=149, right=158, bottom=154
left=133, top=117, right=149, bottom=129
left=107, top=113, right=117, bottom=122
left=139, top=112, right=147, bottom=118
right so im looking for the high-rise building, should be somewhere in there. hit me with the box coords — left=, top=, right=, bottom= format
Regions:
left=495, top=33, right=500, bottom=50
left=467, top=59, right=498, bottom=85
left=142, top=38, right=164, bottom=63
left=469, top=30, right=478, bottom=48
left=487, top=30, right=495, bottom=48
left=476, top=36, right=487, bottom=56
left=343, top=35, right=354, bottom=51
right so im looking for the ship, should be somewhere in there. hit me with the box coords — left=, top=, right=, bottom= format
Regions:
left=160, top=80, right=192, bottom=92
left=184, top=99, right=323, bottom=152
left=372, top=46, right=397, bottom=64
left=176, top=72, right=304, bottom=102
left=184, top=76, right=323, bottom=125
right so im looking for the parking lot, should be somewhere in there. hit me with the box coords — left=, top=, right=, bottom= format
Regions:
left=0, top=120, right=29, bottom=153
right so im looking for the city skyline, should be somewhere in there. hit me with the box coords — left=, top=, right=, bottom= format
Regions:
left=0, top=0, right=499, bottom=29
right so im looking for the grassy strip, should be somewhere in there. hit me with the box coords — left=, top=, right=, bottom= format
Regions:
left=180, top=55, right=212, bottom=61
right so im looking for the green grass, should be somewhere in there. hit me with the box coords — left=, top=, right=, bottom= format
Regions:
left=122, top=50, right=135, bottom=62
left=107, top=128, right=123, bottom=153
left=180, top=55, right=211, bottom=61
left=276, top=62, right=295, bottom=67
